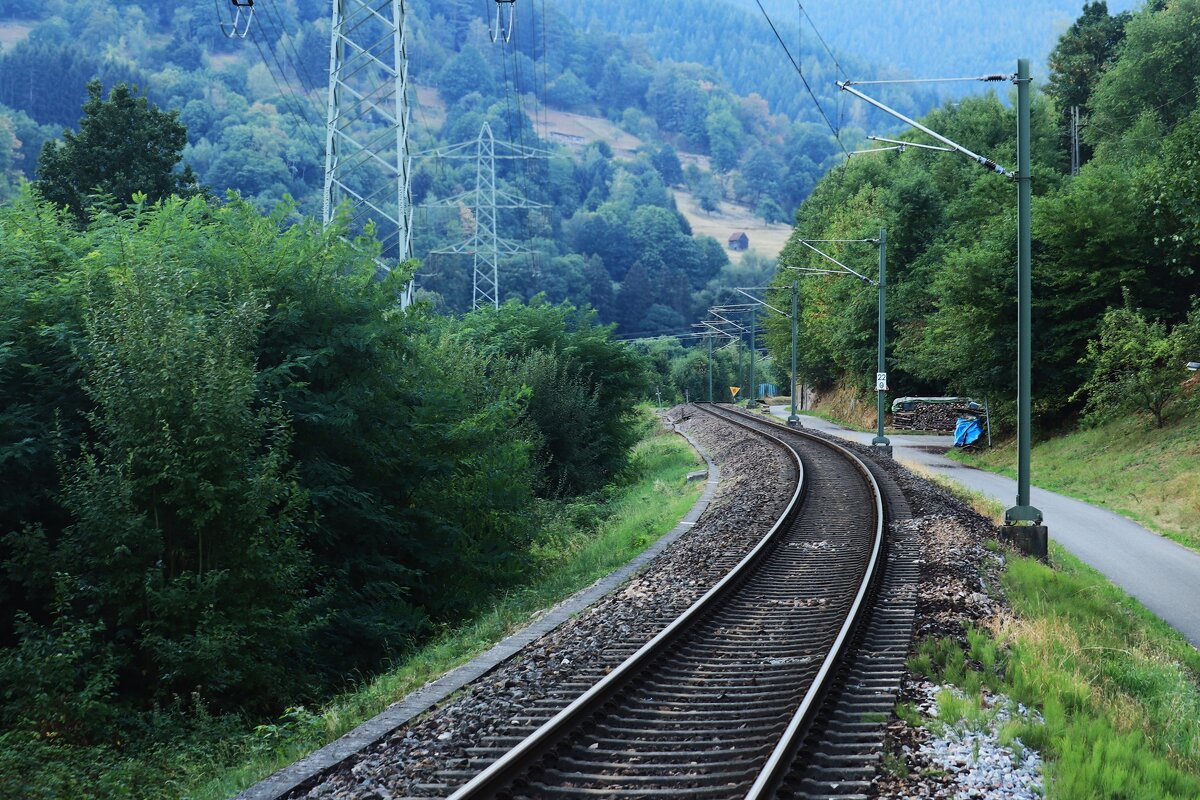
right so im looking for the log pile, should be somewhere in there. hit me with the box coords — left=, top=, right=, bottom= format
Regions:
left=891, top=402, right=975, bottom=432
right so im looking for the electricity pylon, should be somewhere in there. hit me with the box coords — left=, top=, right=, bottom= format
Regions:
left=421, top=122, right=547, bottom=310
left=323, top=0, right=414, bottom=306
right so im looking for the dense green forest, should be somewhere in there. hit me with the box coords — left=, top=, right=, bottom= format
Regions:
left=563, top=0, right=1137, bottom=127
left=0, top=180, right=653, bottom=794
left=763, top=0, right=1200, bottom=429
left=0, top=0, right=855, bottom=338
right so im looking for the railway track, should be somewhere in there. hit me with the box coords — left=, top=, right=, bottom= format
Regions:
left=420, top=402, right=889, bottom=799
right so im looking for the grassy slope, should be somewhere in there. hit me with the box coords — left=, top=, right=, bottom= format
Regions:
left=911, top=476, right=1200, bottom=798
left=0, top=420, right=703, bottom=800
left=950, top=411, right=1200, bottom=551
left=673, top=189, right=793, bottom=263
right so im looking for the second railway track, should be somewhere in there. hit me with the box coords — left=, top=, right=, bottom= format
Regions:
left=434, top=402, right=888, bottom=799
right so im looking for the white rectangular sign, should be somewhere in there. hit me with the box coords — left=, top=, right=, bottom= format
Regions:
left=875, top=372, right=888, bottom=391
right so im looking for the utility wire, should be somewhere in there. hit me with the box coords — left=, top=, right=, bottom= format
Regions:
left=539, top=0, right=551, bottom=141
left=258, top=0, right=324, bottom=102
left=797, top=2, right=846, bottom=79
left=247, top=2, right=322, bottom=142
left=753, top=0, right=847, bottom=156
left=249, top=31, right=324, bottom=152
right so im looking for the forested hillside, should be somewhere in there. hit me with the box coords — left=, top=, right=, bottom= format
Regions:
left=563, top=0, right=1138, bottom=126
left=0, top=0, right=857, bottom=339
left=765, top=0, right=1200, bottom=430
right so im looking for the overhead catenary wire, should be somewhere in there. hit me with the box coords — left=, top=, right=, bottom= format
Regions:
left=753, top=0, right=848, bottom=156
left=797, top=2, right=846, bottom=80
left=844, top=75, right=1010, bottom=85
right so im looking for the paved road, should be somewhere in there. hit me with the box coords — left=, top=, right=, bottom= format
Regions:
left=769, top=407, right=1200, bottom=649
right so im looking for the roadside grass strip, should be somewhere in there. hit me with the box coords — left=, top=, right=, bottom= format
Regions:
left=951, top=412, right=1200, bottom=551
left=910, top=544, right=1200, bottom=799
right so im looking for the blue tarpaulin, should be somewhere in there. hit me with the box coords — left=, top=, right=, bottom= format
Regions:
left=954, top=417, right=983, bottom=447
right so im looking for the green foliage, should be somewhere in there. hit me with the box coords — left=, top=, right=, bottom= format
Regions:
left=36, top=81, right=200, bottom=226
left=1087, top=0, right=1200, bottom=142
left=1046, top=2, right=1130, bottom=114
left=1140, top=107, right=1200, bottom=280
left=0, top=190, right=650, bottom=764
left=765, top=0, right=1200, bottom=428
left=438, top=47, right=496, bottom=104
left=1073, top=299, right=1187, bottom=428
left=906, top=543, right=1200, bottom=797
left=452, top=300, right=649, bottom=497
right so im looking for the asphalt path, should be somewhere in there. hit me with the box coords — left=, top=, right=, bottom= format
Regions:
left=769, top=406, right=1200, bottom=649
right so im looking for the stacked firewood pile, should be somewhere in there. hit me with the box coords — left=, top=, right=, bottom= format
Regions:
left=891, top=401, right=977, bottom=432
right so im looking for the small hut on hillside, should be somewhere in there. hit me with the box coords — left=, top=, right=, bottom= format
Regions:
left=727, top=231, right=749, bottom=251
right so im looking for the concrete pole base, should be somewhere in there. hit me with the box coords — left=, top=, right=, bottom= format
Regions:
left=870, top=444, right=893, bottom=459
left=787, top=417, right=802, bottom=428
left=999, top=525, right=1048, bottom=561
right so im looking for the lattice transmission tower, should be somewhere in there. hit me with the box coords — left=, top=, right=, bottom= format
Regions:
left=422, top=122, right=547, bottom=310
left=323, top=0, right=414, bottom=306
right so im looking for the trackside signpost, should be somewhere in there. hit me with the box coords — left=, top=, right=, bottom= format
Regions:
left=838, top=59, right=1047, bottom=558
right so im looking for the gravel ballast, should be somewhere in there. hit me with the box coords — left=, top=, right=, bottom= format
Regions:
left=286, top=407, right=797, bottom=798
left=277, top=405, right=1045, bottom=799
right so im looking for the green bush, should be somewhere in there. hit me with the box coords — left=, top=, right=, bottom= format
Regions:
left=0, top=191, right=648, bottom=750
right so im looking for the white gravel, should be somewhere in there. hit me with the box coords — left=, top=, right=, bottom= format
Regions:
left=910, top=681, right=1044, bottom=799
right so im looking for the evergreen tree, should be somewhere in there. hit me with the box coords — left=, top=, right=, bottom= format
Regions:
left=616, top=261, right=655, bottom=333
left=583, top=254, right=615, bottom=320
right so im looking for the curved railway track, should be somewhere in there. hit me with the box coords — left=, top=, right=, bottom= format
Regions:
left=436, top=403, right=887, bottom=799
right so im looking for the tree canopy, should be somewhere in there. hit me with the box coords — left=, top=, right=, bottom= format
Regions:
left=36, top=80, right=200, bottom=225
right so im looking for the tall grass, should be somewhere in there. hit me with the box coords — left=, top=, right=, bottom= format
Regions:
left=952, top=412, right=1200, bottom=550
left=911, top=545, right=1200, bottom=799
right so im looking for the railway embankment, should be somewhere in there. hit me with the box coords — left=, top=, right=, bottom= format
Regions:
left=751, top=406, right=1200, bottom=798
left=271, top=405, right=800, bottom=797
left=232, top=406, right=1200, bottom=799
left=830, top=435, right=1200, bottom=798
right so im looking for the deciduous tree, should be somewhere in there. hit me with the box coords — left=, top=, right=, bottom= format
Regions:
left=36, top=81, right=199, bottom=225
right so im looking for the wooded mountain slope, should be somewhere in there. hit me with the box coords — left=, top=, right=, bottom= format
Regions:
left=764, top=0, right=1200, bottom=430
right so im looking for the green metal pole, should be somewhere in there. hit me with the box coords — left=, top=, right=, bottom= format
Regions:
left=707, top=333, right=713, bottom=403
left=737, top=340, right=743, bottom=403
left=872, top=228, right=890, bottom=447
left=749, top=305, right=757, bottom=406
left=1006, top=57, right=1042, bottom=525
left=789, top=280, right=800, bottom=424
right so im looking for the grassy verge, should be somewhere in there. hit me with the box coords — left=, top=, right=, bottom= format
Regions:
left=950, top=412, right=1200, bottom=551
left=907, top=470, right=1200, bottom=798
left=3, top=421, right=703, bottom=800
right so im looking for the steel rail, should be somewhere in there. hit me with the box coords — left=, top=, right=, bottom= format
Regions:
left=446, top=407, right=806, bottom=800
left=715, top=405, right=886, bottom=798
left=446, top=402, right=883, bottom=799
